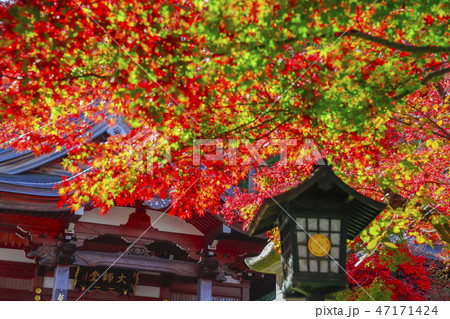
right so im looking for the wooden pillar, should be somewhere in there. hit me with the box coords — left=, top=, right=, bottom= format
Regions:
left=197, top=278, right=212, bottom=301
left=275, top=270, right=285, bottom=301
left=33, top=266, right=44, bottom=291
left=242, top=287, right=250, bottom=301
left=51, top=265, right=70, bottom=301
left=241, top=281, right=251, bottom=301
left=160, top=287, right=170, bottom=301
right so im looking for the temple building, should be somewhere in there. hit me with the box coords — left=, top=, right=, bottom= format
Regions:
left=0, top=119, right=275, bottom=301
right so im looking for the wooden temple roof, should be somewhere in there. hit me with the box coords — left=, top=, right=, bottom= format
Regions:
left=0, top=121, right=114, bottom=175
left=0, top=117, right=255, bottom=238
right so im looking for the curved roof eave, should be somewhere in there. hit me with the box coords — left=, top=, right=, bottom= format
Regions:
left=249, top=165, right=387, bottom=238
left=0, top=121, right=110, bottom=175
left=269, top=165, right=385, bottom=211
left=0, top=182, right=61, bottom=196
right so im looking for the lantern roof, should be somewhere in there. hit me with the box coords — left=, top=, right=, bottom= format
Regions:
left=248, top=163, right=386, bottom=240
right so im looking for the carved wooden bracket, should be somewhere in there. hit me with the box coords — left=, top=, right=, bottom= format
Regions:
left=74, top=250, right=201, bottom=277
left=27, top=245, right=58, bottom=266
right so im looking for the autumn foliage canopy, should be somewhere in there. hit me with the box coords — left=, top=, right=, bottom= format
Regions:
left=1, top=0, right=450, bottom=299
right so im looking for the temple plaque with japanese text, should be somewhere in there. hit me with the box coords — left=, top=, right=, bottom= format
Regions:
left=73, top=267, right=138, bottom=295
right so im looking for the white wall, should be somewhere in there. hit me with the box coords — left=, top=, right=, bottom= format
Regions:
left=79, top=206, right=203, bottom=236
left=0, top=248, right=35, bottom=264
left=134, top=285, right=160, bottom=298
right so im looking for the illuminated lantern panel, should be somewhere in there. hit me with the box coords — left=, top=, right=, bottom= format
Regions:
left=278, top=209, right=348, bottom=295
left=296, top=218, right=341, bottom=273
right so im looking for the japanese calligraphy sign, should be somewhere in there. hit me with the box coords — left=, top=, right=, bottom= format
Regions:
left=73, top=267, right=138, bottom=295
left=53, top=289, right=67, bottom=301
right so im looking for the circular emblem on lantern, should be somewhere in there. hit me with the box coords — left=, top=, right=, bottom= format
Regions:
left=308, top=234, right=331, bottom=257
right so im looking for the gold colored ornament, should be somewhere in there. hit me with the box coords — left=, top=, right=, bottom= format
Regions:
left=35, top=288, right=41, bottom=294
left=308, top=234, right=331, bottom=257
left=34, top=295, right=41, bottom=301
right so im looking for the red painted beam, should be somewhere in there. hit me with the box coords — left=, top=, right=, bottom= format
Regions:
left=0, top=213, right=63, bottom=237
left=0, top=191, right=69, bottom=212
left=0, top=261, right=36, bottom=279
left=74, top=222, right=205, bottom=255
left=0, top=231, right=29, bottom=249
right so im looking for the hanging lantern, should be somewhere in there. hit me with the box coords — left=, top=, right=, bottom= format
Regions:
left=247, top=163, right=386, bottom=300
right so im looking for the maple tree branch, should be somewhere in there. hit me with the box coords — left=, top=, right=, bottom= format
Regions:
left=247, top=115, right=282, bottom=131
left=435, top=82, right=449, bottom=100
left=421, top=67, right=450, bottom=85
left=63, top=73, right=111, bottom=81
left=1, top=74, right=22, bottom=80
left=217, top=118, right=261, bottom=136
left=392, top=112, right=450, bottom=140
left=431, top=130, right=450, bottom=140
left=390, top=117, right=414, bottom=126
left=408, top=103, right=450, bottom=139
left=354, top=187, right=386, bottom=195
left=341, top=30, right=450, bottom=54
left=399, top=115, right=449, bottom=140
left=393, top=67, right=450, bottom=100
left=218, top=104, right=294, bottom=139
left=387, top=190, right=450, bottom=244
left=255, top=114, right=297, bottom=140
left=216, top=108, right=289, bottom=137
left=423, top=212, right=450, bottom=244
left=234, top=101, right=273, bottom=106
left=422, top=180, right=450, bottom=186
